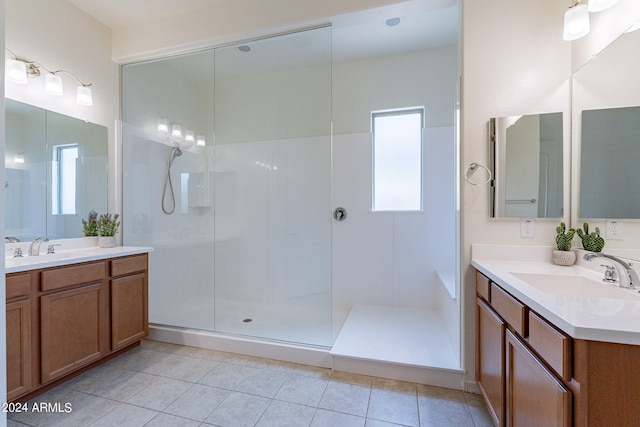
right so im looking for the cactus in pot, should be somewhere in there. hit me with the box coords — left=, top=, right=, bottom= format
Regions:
left=553, top=222, right=576, bottom=265
left=576, top=222, right=605, bottom=252
left=555, top=222, right=575, bottom=251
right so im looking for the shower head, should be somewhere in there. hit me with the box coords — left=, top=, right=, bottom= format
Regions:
left=172, top=146, right=183, bottom=157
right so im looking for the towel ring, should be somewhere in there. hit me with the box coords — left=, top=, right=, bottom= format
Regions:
left=464, top=162, right=492, bottom=186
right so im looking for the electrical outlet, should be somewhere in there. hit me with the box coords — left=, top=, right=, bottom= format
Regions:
left=520, top=219, right=535, bottom=238
left=606, top=219, right=623, bottom=240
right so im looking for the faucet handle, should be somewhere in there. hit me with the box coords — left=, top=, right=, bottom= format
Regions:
left=47, top=244, right=61, bottom=254
left=7, top=247, right=23, bottom=258
left=601, top=264, right=617, bottom=283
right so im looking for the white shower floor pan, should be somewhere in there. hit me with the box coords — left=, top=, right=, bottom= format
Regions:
left=149, top=304, right=464, bottom=389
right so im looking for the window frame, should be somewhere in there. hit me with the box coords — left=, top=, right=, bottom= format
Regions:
left=52, top=143, right=79, bottom=215
left=371, top=107, right=425, bottom=212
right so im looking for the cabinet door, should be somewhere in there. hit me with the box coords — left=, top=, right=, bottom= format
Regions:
left=6, top=300, right=32, bottom=400
left=506, top=330, right=571, bottom=427
left=40, top=283, right=109, bottom=383
left=477, top=297, right=506, bottom=427
left=111, top=273, right=148, bottom=350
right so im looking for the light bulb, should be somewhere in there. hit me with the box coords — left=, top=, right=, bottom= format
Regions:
left=563, top=4, right=590, bottom=41
left=6, top=58, right=28, bottom=84
left=157, top=118, right=169, bottom=133
left=196, top=135, right=206, bottom=147
left=77, top=86, right=93, bottom=106
left=185, top=130, right=195, bottom=143
left=171, top=124, right=182, bottom=138
left=45, top=74, right=64, bottom=96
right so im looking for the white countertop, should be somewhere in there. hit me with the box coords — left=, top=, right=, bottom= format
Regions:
left=5, top=237, right=153, bottom=273
left=472, top=244, right=640, bottom=346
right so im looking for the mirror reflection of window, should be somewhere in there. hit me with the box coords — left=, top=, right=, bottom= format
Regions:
left=52, top=144, right=78, bottom=215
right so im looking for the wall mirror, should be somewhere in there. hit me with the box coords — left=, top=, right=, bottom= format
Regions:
left=490, top=112, right=564, bottom=218
left=573, top=27, right=640, bottom=220
left=5, top=98, right=108, bottom=242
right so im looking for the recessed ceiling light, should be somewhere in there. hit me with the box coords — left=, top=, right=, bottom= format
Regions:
left=238, top=45, right=251, bottom=52
left=385, top=17, right=401, bottom=27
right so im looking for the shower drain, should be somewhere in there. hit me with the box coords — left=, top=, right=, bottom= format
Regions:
left=242, top=318, right=253, bottom=323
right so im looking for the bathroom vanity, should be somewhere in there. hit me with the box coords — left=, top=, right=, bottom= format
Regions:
left=6, top=246, right=150, bottom=402
left=473, top=245, right=640, bottom=427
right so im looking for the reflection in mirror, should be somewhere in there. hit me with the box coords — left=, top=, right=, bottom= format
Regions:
left=574, top=27, right=640, bottom=220
left=490, top=112, right=564, bottom=218
left=5, top=99, right=108, bottom=241
left=580, top=106, right=640, bottom=218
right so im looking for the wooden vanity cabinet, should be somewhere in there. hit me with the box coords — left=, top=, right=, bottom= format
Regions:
left=6, top=253, right=149, bottom=402
left=476, top=270, right=640, bottom=426
left=506, top=329, right=571, bottom=427
left=476, top=297, right=505, bottom=426
left=110, top=254, right=148, bottom=350
left=40, top=262, right=109, bottom=383
left=476, top=271, right=571, bottom=427
left=6, top=273, right=33, bottom=401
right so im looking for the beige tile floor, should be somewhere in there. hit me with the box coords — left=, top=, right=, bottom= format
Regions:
left=8, top=339, right=493, bottom=427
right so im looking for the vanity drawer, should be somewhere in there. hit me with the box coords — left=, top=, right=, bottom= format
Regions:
left=41, top=262, right=105, bottom=292
left=491, top=283, right=527, bottom=337
left=476, top=271, right=491, bottom=301
left=528, top=310, right=572, bottom=381
left=111, top=254, right=147, bottom=277
left=7, top=273, right=31, bottom=299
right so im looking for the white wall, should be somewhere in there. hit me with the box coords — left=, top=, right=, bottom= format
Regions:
left=461, top=0, right=571, bottom=387
left=5, top=0, right=119, bottom=214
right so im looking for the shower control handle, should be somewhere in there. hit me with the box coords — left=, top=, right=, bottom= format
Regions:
left=333, top=207, right=347, bottom=221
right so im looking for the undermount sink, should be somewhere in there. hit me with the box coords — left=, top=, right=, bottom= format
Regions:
left=511, top=272, right=640, bottom=299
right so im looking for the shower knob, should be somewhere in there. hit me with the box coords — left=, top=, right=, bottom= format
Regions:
left=333, top=207, right=347, bottom=221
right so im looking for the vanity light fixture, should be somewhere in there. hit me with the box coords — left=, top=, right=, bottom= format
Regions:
left=157, top=117, right=169, bottom=133
left=185, top=130, right=195, bottom=143
left=171, top=124, right=183, bottom=139
left=563, top=2, right=590, bottom=41
left=588, top=0, right=620, bottom=12
left=45, top=73, right=64, bottom=96
left=4, top=48, right=93, bottom=106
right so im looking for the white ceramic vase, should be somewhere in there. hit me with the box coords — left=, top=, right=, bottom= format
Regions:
left=98, top=235, right=116, bottom=248
left=552, top=249, right=576, bottom=266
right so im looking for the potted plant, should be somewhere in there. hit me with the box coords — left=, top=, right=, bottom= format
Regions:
left=96, top=213, right=120, bottom=248
left=82, top=211, right=99, bottom=236
left=576, top=222, right=605, bottom=252
left=553, top=222, right=576, bottom=265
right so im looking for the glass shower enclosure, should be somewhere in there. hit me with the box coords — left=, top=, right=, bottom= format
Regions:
left=122, top=27, right=332, bottom=347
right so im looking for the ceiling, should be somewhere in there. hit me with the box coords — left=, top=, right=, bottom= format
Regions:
left=65, top=0, right=226, bottom=29
left=65, top=0, right=458, bottom=56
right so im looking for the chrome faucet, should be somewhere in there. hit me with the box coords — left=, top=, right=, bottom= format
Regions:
left=29, top=237, right=49, bottom=256
left=584, top=252, right=640, bottom=289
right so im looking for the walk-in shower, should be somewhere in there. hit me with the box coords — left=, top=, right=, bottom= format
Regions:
left=122, top=26, right=333, bottom=347
left=122, top=0, right=460, bottom=382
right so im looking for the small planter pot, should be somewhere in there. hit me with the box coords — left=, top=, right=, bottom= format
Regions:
left=98, top=236, right=117, bottom=248
left=552, top=250, right=576, bottom=266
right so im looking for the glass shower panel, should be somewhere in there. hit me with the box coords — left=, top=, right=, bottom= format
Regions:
left=213, top=27, right=333, bottom=346
left=122, top=50, right=216, bottom=331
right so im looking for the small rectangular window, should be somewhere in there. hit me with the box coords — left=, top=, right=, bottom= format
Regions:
left=372, top=108, right=423, bottom=211
left=52, top=144, right=78, bottom=215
